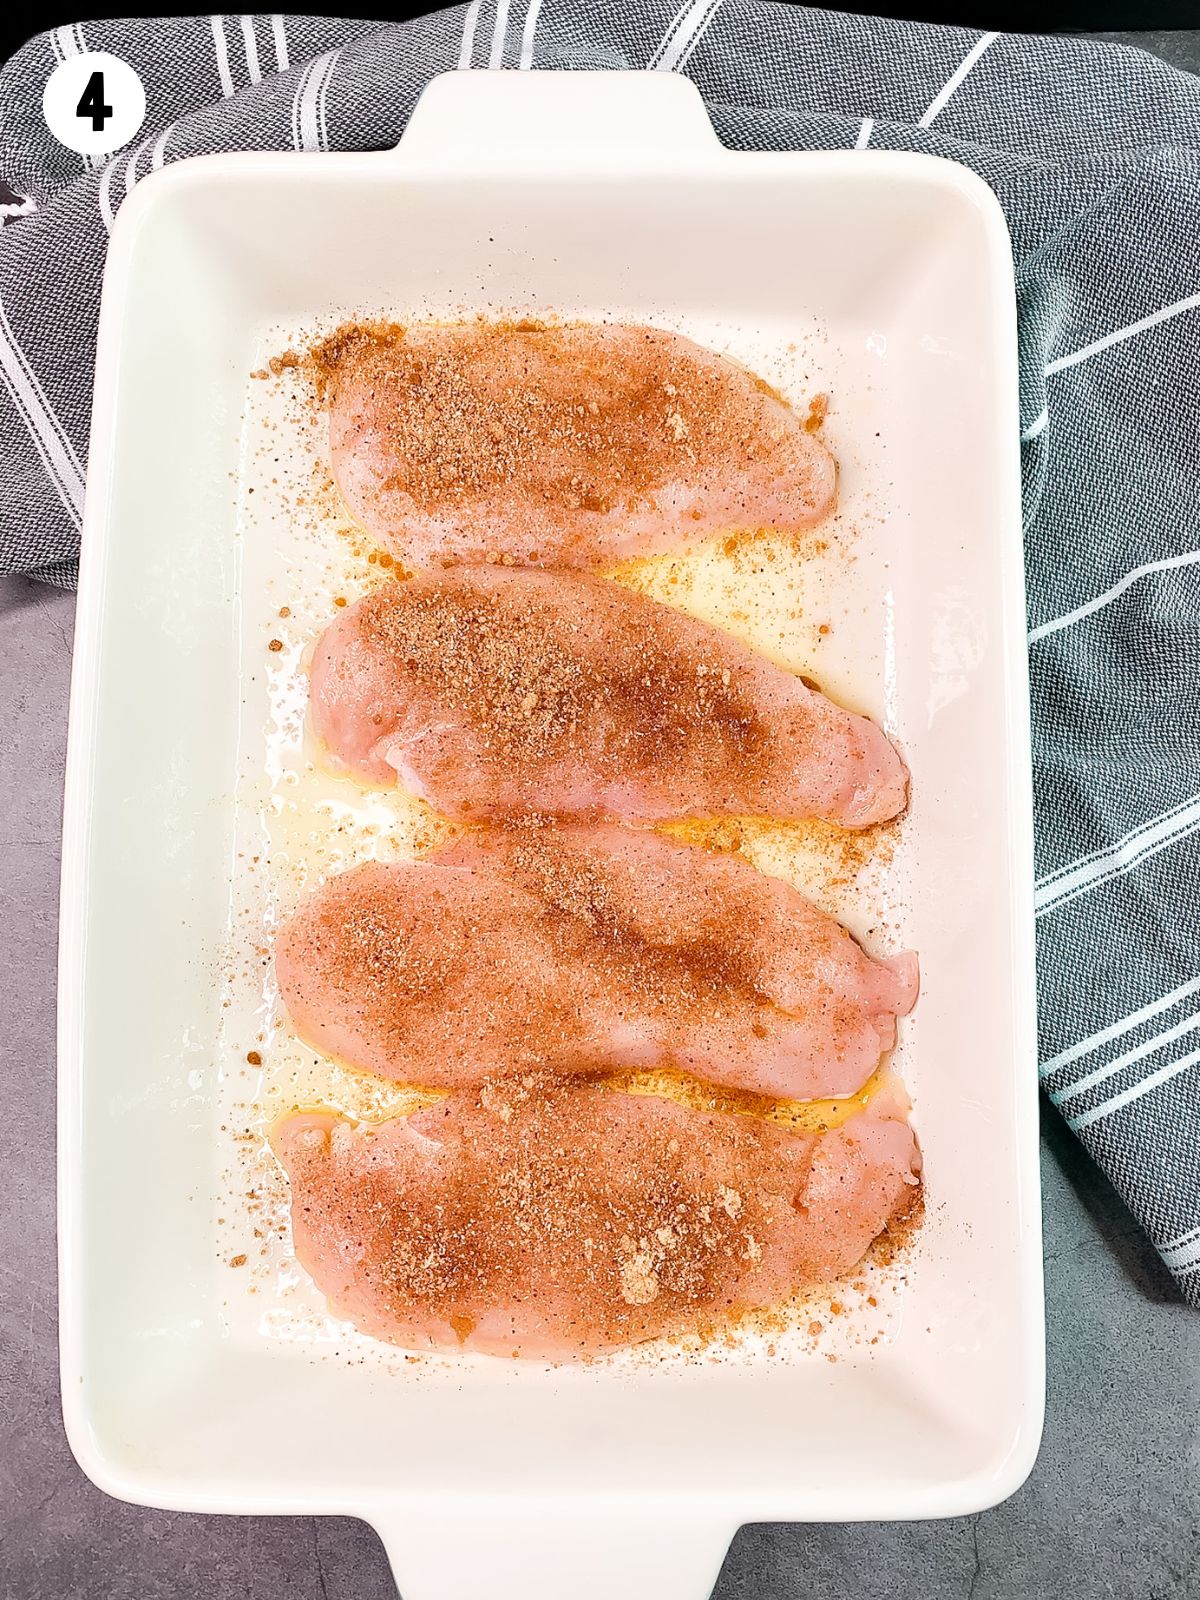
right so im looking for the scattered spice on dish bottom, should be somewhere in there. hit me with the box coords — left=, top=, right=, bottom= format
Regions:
left=221, top=314, right=919, bottom=1362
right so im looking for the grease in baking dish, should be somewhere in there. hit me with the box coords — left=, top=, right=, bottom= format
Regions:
left=266, top=318, right=920, bottom=1359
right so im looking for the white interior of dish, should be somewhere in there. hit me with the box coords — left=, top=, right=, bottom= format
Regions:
left=60, top=72, right=1042, bottom=1600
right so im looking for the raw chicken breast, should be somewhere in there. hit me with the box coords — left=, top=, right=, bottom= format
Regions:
left=309, top=567, right=907, bottom=828
left=316, top=321, right=837, bottom=568
left=275, top=823, right=918, bottom=1101
left=273, top=1079, right=922, bottom=1358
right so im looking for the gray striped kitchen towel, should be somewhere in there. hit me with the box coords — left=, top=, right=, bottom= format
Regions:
left=1, top=8, right=1198, bottom=1301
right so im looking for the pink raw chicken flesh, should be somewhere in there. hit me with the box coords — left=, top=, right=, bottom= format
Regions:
left=273, top=1078, right=922, bottom=1357
left=274, top=823, right=918, bottom=1101
left=317, top=320, right=838, bottom=568
left=309, top=566, right=908, bottom=828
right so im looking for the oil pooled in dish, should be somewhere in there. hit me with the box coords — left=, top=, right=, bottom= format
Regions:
left=274, top=821, right=917, bottom=1102
left=313, top=320, right=838, bottom=569
left=260, top=316, right=920, bottom=1359
left=310, top=566, right=907, bottom=828
left=272, top=1076, right=921, bottom=1359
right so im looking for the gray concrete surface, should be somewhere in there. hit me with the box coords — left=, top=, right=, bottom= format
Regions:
left=4, top=567, right=1200, bottom=1598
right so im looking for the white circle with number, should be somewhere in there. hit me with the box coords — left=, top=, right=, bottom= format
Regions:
left=42, top=51, right=146, bottom=157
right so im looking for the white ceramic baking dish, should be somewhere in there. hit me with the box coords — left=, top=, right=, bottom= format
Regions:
left=59, top=70, right=1043, bottom=1600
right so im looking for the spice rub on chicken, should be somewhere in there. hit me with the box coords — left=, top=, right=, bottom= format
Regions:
left=275, top=823, right=918, bottom=1102
left=310, top=567, right=907, bottom=829
left=273, top=1077, right=921, bottom=1358
left=314, top=321, right=838, bottom=569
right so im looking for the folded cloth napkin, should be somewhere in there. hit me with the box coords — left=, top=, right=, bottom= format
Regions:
left=1, top=7, right=1198, bottom=1299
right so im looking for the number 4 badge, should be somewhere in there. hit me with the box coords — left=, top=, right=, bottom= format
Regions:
left=43, top=52, right=146, bottom=157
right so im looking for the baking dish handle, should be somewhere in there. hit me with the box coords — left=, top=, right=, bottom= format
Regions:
left=393, top=68, right=723, bottom=169
left=371, top=1506, right=736, bottom=1600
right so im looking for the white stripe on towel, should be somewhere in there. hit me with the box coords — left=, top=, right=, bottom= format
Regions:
left=518, top=0, right=544, bottom=68
left=317, top=48, right=341, bottom=150
left=291, top=50, right=336, bottom=151
left=1071, top=1043, right=1200, bottom=1131
left=98, top=154, right=120, bottom=232
left=1035, top=793, right=1200, bottom=916
left=150, top=121, right=177, bottom=170
left=1045, top=290, right=1200, bottom=377
left=1028, top=547, right=1200, bottom=644
left=488, top=0, right=510, bottom=67
left=211, top=14, right=236, bottom=97
left=1021, top=407, right=1048, bottom=442
left=459, top=0, right=483, bottom=67
left=1162, top=1232, right=1200, bottom=1272
left=1053, top=1006, right=1200, bottom=1105
left=918, top=31, right=999, bottom=128
left=678, top=0, right=727, bottom=70
left=271, top=14, right=290, bottom=72
left=121, top=131, right=157, bottom=200
left=52, top=24, right=102, bottom=172
left=1037, top=791, right=1200, bottom=892
left=855, top=117, right=874, bottom=150
left=659, top=0, right=725, bottom=72
left=648, top=0, right=695, bottom=70
left=239, top=14, right=263, bottom=85
left=0, top=291, right=85, bottom=525
left=290, top=56, right=314, bottom=149
left=1041, top=977, right=1200, bottom=1077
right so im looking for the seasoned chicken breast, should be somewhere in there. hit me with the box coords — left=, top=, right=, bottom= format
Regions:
left=310, top=567, right=907, bottom=829
left=275, top=823, right=918, bottom=1101
left=317, top=321, right=837, bottom=568
left=273, top=1078, right=921, bottom=1358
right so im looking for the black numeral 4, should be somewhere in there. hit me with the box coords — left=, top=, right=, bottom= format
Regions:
left=76, top=71, right=114, bottom=134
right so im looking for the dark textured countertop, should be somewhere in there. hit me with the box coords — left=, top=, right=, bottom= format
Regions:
left=3, top=28, right=1200, bottom=1600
